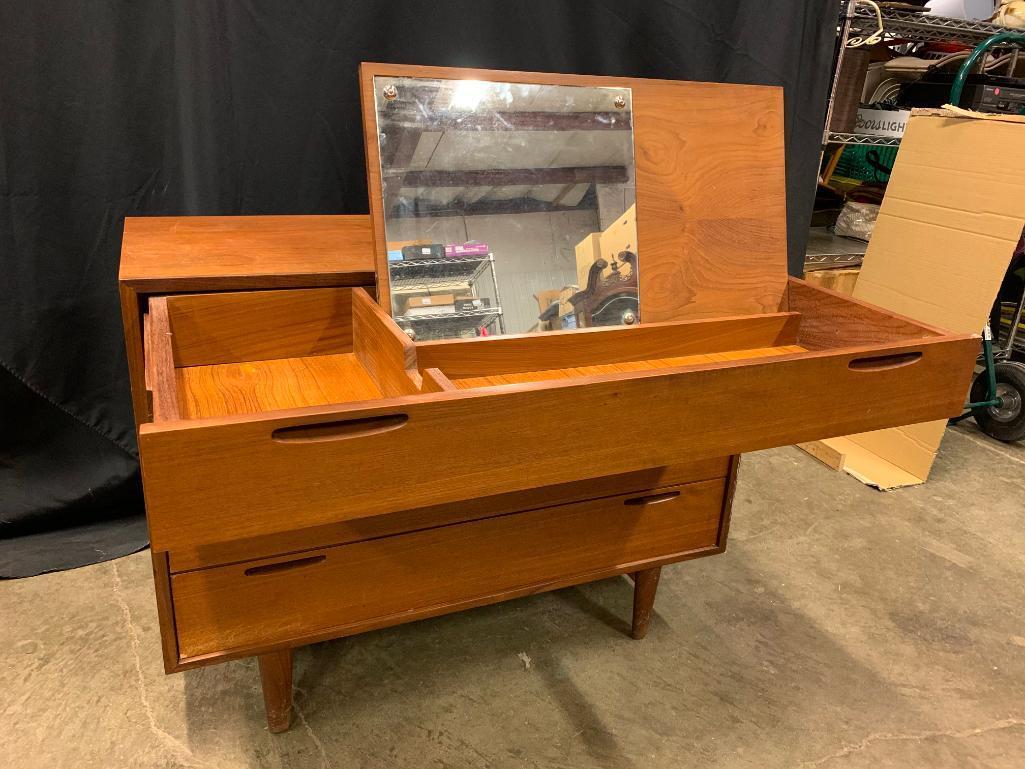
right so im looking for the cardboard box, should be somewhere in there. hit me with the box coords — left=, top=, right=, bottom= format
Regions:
left=403, top=294, right=455, bottom=315
left=575, top=233, right=601, bottom=288
left=803, top=267, right=860, bottom=295
left=574, top=203, right=638, bottom=288
left=801, top=107, right=1020, bottom=489
left=600, top=203, right=637, bottom=265
left=446, top=243, right=490, bottom=258
left=535, top=289, right=562, bottom=315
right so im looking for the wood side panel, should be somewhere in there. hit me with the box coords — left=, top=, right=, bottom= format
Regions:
left=415, top=313, right=801, bottom=378
left=139, top=335, right=978, bottom=552
left=172, top=480, right=724, bottom=659
left=168, top=457, right=730, bottom=572
left=119, top=215, right=375, bottom=290
left=788, top=278, right=947, bottom=350
left=164, top=288, right=355, bottom=367
left=145, top=298, right=181, bottom=421
left=359, top=64, right=789, bottom=320
left=351, top=288, right=421, bottom=396
left=149, top=551, right=180, bottom=674
left=120, top=282, right=151, bottom=427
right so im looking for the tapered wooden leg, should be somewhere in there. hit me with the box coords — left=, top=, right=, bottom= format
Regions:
left=631, top=566, right=662, bottom=640
left=258, top=649, right=293, bottom=733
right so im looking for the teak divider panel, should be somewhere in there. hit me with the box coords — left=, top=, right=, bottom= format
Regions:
left=415, top=312, right=801, bottom=378
left=146, top=299, right=180, bottom=422
left=350, top=289, right=421, bottom=397
left=788, top=278, right=949, bottom=349
left=165, top=288, right=356, bottom=367
left=359, top=63, right=789, bottom=324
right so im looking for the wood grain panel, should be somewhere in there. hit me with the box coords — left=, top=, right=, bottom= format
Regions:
left=145, top=298, right=181, bottom=421
left=360, top=64, right=788, bottom=322
left=119, top=215, right=375, bottom=290
left=176, top=354, right=383, bottom=419
left=139, top=334, right=977, bottom=552
left=788, top=277, right=947, bottom=350
left=451, top=345, right=805, bottom=389
left=120, top=282, right=150, bottom=426
left=172, top=480, right=724, bottom=659
left=165, top=288, right=355, bottom=367
left=351, top=288, right=420, bottom=396
left=415, top=312, right=801, bottom=379
left=168, top=456, right=731, bottom=572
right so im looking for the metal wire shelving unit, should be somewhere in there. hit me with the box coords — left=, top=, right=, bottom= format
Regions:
left=389, top=253, right=505, bottom=339
left=823, top=2, right=1018, bottom=148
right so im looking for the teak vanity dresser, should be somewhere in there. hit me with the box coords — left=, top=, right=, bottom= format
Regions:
left=119, top=64, right=978, bottom=732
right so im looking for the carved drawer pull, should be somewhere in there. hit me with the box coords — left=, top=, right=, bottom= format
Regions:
left=271, top=414, right=408, bottom=443
left=624, top=490, right=681, bottom=506
left=848, top=352, right=922, bottom=371
left=244, top=555, right=326, bottom=576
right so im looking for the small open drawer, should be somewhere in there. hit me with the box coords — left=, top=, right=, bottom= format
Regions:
left=139, top=282, right=977, bottom=552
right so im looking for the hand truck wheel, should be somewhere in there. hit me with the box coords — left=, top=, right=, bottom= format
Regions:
left=970, top=361, right=1025, bottom=442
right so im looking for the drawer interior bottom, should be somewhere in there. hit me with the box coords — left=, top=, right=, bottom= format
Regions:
left=177, top=353, right=383, bottom=419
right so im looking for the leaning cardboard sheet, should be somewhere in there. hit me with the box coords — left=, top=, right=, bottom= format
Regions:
left=801, top=106, right=1023, bottom=489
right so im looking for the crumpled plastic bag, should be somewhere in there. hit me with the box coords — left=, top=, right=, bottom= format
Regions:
left=834, top=201, right=880, bottom=242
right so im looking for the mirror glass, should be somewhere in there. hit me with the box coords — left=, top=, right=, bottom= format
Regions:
left=374, top=76, right=638, bottom=341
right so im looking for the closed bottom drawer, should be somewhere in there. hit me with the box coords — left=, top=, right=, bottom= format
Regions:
left=171, top=478, right=726, bottom=662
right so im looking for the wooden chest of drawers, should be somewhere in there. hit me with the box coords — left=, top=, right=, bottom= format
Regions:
left=118, top=67, right=978, bottom=733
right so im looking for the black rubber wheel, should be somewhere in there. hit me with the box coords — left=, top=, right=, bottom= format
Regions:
left=971, top=362, right=1025, bottom=442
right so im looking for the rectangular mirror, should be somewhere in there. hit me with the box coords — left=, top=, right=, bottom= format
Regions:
left=371, top=74, right=639, bottom=341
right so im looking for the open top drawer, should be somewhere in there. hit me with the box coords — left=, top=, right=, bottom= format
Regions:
left=139, top=282, right=977, bottom=552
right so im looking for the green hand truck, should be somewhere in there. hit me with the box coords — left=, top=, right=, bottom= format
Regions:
left=948, top=32, right=1025, bottom=441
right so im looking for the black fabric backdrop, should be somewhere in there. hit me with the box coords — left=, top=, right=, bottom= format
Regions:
left=0, top=1, right=836, bottom=577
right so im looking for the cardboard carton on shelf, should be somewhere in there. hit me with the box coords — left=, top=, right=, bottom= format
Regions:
left=798, top=107, right=1023, bottom=490
left=445, top=242, right=490, bottom=258
left=574, top=203, right=637, bottom=287
left=403, top=293, right=456, bottom=316
left=600, top=203, right=637, bottom=265
left=574, top=233, right=601, bottom=288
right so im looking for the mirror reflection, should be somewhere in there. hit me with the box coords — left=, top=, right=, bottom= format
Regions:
left=374, top=76, right=638, bottom=341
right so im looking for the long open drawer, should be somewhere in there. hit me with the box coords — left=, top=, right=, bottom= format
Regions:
left=138, top=281, right=977, bottom=552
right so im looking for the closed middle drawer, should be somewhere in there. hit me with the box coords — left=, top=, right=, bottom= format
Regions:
left=171, top=478, right=726, bottom=663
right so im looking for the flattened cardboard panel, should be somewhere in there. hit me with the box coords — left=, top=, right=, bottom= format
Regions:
left=846, top=421, right=948, bottom=482
left=821, top=110, right=1022, bottom=489
left=360, top=64, right=789, bottom=323
left=816, top=436, right=927, bottom=490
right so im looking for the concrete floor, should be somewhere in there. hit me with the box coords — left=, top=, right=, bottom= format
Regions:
left=3, top=422, right=1024, bottom=769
